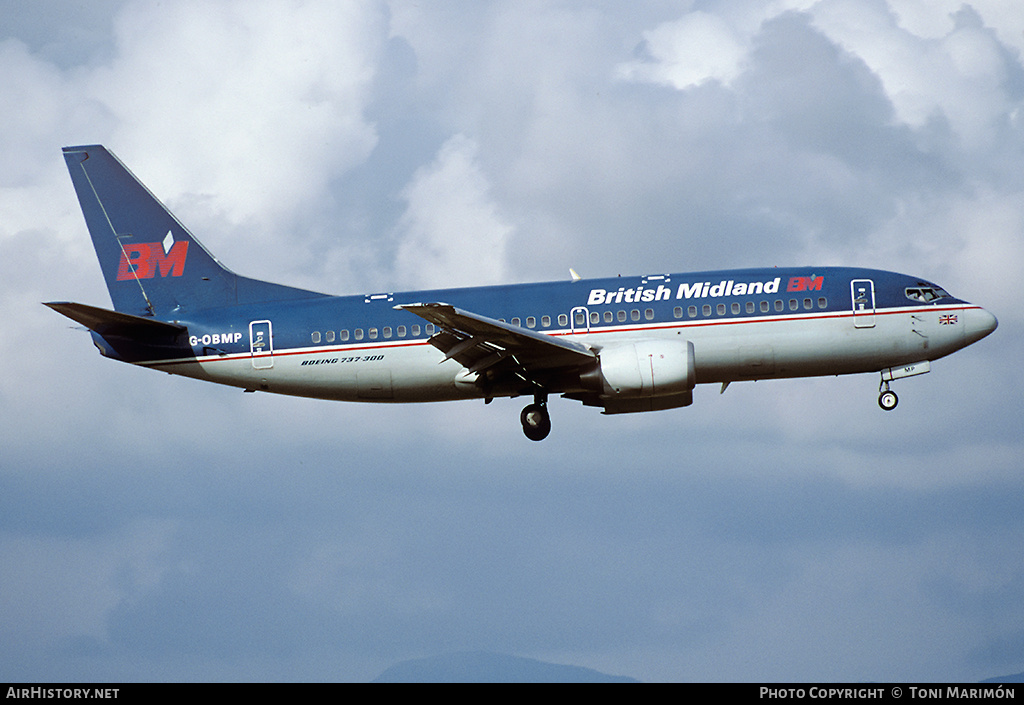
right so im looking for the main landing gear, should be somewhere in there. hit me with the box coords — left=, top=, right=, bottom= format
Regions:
left=520, top=394, right=551, bottom=441
left=878, top=379, right=898, bottom=411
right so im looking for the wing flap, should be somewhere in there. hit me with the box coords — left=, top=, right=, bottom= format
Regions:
left=395, top=302, right=595, bottom=374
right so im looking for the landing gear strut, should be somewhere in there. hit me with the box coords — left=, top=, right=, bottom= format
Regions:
left=520, top=394, right=551, bottom=441
left=878, top=380, right=898, bottom=411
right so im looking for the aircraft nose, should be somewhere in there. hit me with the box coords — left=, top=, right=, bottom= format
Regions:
left=963, top=307, right=998, bottom=345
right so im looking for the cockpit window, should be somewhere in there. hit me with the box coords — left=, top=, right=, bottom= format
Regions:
left=905, top=285, right=950, bottom=303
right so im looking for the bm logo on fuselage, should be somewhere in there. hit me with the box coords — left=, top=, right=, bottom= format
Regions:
left=786, top=275, right=824, bottom=292
left=117, top=231, right=188, bottom=281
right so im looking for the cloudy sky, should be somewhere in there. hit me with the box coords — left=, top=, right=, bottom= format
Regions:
left=1, top=0, right=1021, bottom=683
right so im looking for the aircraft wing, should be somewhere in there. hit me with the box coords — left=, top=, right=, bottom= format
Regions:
left=394, top=302, right=596, bottom=376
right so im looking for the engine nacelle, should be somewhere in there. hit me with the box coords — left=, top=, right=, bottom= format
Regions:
left=581, top=340, right=695, bottom=399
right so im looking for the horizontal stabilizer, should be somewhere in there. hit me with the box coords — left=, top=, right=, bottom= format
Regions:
left=46, top=301, right=193, bottom=363
left=45, top=301, right=185, bottom=338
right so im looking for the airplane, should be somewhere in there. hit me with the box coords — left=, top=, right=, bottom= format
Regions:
left=48, top=145, right=998, bottom=441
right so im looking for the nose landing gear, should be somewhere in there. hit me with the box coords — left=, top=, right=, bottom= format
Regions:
left=878, top=380, right=898, bottom=411
left=877, top=361, right=930, bottom=411
left=520, top=395, right=551, bottom=441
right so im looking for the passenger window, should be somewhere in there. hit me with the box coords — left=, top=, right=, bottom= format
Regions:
left=526, top=316, right=536, bottom=328
left=383, top=326, right=392, bottom=339
left=412, top=324, right=421, bottom=336
left=702, top=304, right=712, bottom=316
left=803, top=298, right=812, bottom=310
left=618, top=310, right=627, bottom=322
left=717, top=304, right=726, bottom=316
left=511, top=317, right=521, bottom=326
left=326, top=330, right=335, bottom=343
left=732, top=302, right=741, bottom=314
left=558, top=314, right=568, bottom=327
left=369, top=328, right=379, bottom=340
left=688, top=306, right=697, bottom=318
left=644, top=308, right=654, bottom=320
left=574, top=311, right=585, bottom=325
left=746, top=301, right=755, bottom=314
left=774, top=300, right=783, bottom=312
left=789, top=300, right=798, bottom=311
left=541, top=315, right=551, bottom=328
left=425, top=324, right=435, bottom=335
left=604, top=311, right=613, bottom=323
left=590, top=311, right=600, bottom=324
left=397, top=325, right=406, bottom=337
left=354, top=329, right=364, bottom=341
left=340, top=330, right=349, bottom=342
left=817, top=297, right=827, bottom=309
left=311, top=331, right=321, bottom=344
left=761, top=301, right=770, bottom=313
left=673, top=306, right=683, bottom=319
left=631, top=309, right=640, bottom=321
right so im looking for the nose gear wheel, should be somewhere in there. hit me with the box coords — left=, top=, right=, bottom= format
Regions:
left=878, top=379, right=898, bottom=411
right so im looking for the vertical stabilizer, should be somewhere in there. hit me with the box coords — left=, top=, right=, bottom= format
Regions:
left=63, top=145, right=238, bottom=316
left=62, top=145, right=325, bottom=316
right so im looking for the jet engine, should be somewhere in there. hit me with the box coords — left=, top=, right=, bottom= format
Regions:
left=579, top=340, right=696, bottom=413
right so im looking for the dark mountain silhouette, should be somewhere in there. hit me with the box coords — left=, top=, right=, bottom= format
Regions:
left=372, top=651, right=639, bottom=683
left=373, top=653, right=1022, bottom=683
left=981, top=672, right=1024, bottom=683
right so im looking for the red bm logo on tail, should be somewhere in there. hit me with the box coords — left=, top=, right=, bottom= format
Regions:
left=116, top=231, right=188, bottom=280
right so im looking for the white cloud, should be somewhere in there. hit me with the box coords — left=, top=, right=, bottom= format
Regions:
left=88, top=0, right=383, bottom=228
left=890, top=0, right=1024, bottom=55
left=617, top=2, right=1024, bottom=154
left=617, top=11, right=748, bottom=89
left=393, top=134, right=512, bottom=289
left=808, top=0, right=1022, bottom=151
left=0, top=0, right=390, bottom=292
left=933, top=191, right=1024, bottom=319
left=0, top=1, right=386, bottom=225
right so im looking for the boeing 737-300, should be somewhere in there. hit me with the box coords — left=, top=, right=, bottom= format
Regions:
left=48, top=145, right=998, bottom=440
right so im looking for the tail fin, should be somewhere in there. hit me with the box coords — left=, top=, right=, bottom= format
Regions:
left=62, top=145, right=324, bottom=316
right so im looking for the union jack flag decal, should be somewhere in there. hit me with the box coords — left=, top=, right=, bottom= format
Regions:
left=939, top=314, right=957, bottom=325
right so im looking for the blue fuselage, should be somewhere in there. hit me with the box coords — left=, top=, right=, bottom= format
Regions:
left=118, top=266, right=994, bottom=404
